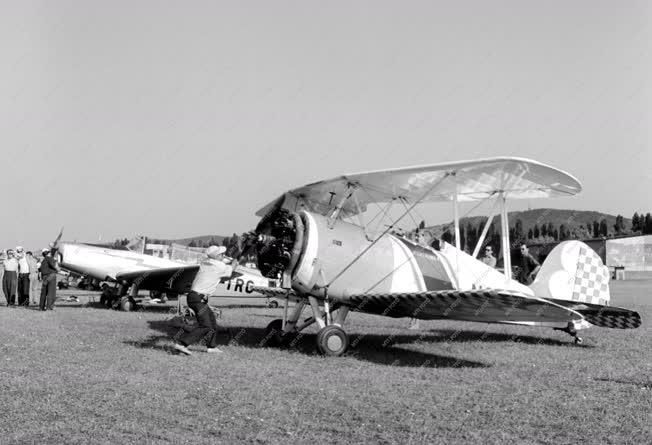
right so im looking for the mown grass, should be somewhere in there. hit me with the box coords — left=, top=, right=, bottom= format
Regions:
left=1, top=281, right=650, bottom=444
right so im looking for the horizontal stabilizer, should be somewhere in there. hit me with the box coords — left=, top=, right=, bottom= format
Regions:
left=574, top=306, right=641, bottom=329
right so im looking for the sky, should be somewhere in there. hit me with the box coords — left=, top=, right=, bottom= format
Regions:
left=0, top=0, right=649, bottom=250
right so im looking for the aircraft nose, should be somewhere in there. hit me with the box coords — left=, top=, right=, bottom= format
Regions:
left=57, top=244, right=66, bottom=264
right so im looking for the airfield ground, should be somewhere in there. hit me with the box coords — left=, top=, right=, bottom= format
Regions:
left=1, top=281, right=650, bottom=444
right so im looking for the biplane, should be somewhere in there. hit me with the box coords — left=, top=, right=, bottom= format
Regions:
left=247, top=157, right=641, bottom=355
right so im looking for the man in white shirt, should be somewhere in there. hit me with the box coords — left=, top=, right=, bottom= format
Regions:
left=2, top=249, right=19, bottom=306
left=26, top=251, right=40, bottom=306
left=173, top=245, right=233, bottom=355
left=16, top=246, right=31, bottom=306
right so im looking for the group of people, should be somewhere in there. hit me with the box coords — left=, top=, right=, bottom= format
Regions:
left=480, top=242, right=541, bottom=284
left=1, top=246, right=60, bottom=311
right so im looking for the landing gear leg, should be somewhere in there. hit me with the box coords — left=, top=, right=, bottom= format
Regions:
left=263, top=299, right=306, bottom=347
left=310, top=295, right=350, bottom=356
left=555, top=321, right=583, bottom=344
left=119, top=284, right=139, bottom=312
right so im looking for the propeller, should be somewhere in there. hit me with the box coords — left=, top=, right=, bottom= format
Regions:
left=227, top=231, right=258, bottom=279
left=50, top=227, right=64, bottom=251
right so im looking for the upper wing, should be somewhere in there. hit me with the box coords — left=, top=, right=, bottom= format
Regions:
left=344, top=289, right=583, bottom=324
left=256, top=157, right=582, bottom=217
left=115, top=265, right=199, bottom=294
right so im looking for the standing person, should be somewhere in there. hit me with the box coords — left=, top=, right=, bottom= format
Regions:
left=16, top=246, right=31, bottom=306
left=173, top=245, right=232, bottom=355
left=38, top=248, right=59, bottom=311
left=26, top=252, right=40, bottom=306
left=2, top=249, right=19, bottom=307
left=519, top=244, right=541, bottom=285
left=481, top=245, right=497, bottom=268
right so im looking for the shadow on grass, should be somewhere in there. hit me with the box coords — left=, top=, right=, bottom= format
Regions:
left=135, top=320, right=490, bottom=368
left=593, top=377, right=652, bottom=389
left=124, top=335, right=180, bottom=354
left=424, top=328, right=594, bottom=348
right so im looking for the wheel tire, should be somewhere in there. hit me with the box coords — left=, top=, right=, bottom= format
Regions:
left=120, top=297, right=136, bottom=312
left=263, top=319, right=285, bottom=347
left=316, top=325, right=349, bottom=356
left=268, top=300, right=279, bottom=309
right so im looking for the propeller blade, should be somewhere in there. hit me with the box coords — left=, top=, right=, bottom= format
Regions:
left=51, top=227, right=64, bottom=249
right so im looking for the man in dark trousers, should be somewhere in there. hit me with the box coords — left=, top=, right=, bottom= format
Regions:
left=519, top=243, right=541, bottom=285
left=16, top=246, right=31, bottom=306
left=173, top=246, right=232, bottom=355
left=39, top=248, right=59, bottom=311
left=2, top=249, right=18, bottom=306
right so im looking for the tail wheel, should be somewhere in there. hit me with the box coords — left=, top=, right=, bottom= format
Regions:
left=316, top=325, right=349, bottom=356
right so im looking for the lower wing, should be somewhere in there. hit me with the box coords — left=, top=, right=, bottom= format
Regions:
left=251, top=287, right=641, bottom=329
left=116, top=265, right=200, bottom=294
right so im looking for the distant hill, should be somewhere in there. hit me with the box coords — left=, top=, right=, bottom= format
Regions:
left=428, top=209, right=628, bottom=232
left=422, top=208, right=631, bottom=247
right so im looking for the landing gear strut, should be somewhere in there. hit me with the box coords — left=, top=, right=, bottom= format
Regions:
left=261, top=293, right=351, bottom=356
left=555, top=321, right=583, bottom=344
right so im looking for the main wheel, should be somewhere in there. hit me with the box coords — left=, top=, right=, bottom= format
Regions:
left=316, top=325, right=349, bottom=356
left=263, top=319, right=284, bottom=347
left=120, top=296, right=136, bottom=312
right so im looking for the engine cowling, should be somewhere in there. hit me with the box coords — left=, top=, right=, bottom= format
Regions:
left=255, top=209, right=303, bottom=279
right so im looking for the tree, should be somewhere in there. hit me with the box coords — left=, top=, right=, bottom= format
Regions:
left=188, top=240, right=197, bottom=247
left=613, top=214, right=625, bottom=235
left=592, top=220, right=600, bottom=238
left=599, top=220, right=608, bottom=237
left=513, top=219, right=524, bottom=242
left=418, top=220, right=426, bottom=230
left=645, top=213, right=652, bottom=235
left=552, top=228, right=559, bottom=240
left=533, top=224, right=540, bottom=239
left=632, top=212, right=641, bottom=232
left=541, top=223, right=548, bottom=238
left=559, top=224, right=568, bottom=241
left=527, top=228, right=533, bottom=239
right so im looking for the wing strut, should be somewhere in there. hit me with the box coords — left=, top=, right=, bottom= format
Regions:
left=499, top=192, right=512, bottom=280
left=452, top=174, right=461, bottom=250
left=325, top=173, right=452, bottom=290
left=472, top=195, right=499, bottom=258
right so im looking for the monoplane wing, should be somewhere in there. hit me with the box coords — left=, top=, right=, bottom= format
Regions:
left=256, top=157, right=582, bottom=217
left=115, top=265, right=200, bottom=294
left=343, top=289, right=584, bottom=324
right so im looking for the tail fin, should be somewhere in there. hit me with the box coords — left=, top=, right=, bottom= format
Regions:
left=529, top=241, right=610, bottom=305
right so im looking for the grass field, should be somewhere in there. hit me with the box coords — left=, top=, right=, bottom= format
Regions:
left=1, top=281, right=650, bottom=444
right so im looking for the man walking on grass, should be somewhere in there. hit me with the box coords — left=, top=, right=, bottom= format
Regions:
left=26, top=251, right=40, bottom=306
left=2, top=249, right=18, bottom=307
left=173, top=245, right=233, bottom=355
left=39, top=248, right=59, bottom=311
left=16, top=246, right=31, bottom=306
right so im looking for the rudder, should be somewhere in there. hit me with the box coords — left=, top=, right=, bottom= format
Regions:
left=529, top=241, right=611, bottom=305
